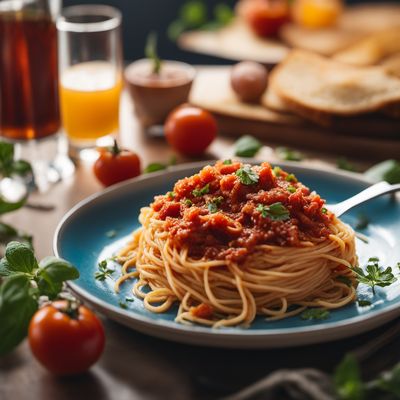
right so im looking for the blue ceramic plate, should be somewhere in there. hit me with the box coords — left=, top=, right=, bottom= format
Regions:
left=54, top=161, right=400, bottom=348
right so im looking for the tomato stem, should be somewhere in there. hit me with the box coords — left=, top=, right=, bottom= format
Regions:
left=111, top=139, right=120, bottom=156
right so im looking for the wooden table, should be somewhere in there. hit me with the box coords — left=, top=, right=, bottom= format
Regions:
left=0, top=87, right=398, bottom=400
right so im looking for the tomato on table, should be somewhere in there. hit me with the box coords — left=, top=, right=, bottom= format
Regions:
left=237, top=0, right=290, bottom=37
left=93, top=140, right=141, bottom=186
left=164, top=105, right=217, bottom=157
left=28, top=300, right=105, bottom=375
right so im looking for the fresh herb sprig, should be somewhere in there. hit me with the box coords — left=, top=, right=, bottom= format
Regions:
left=0, top=241, right=79, bottom=355
left=234, top=135, right=262, bottom=158
left=236, top=165, right=259, bottom=185
left=256, top=202, right=290, bottom=221
left=300, top=308, right=330, bottom=321
left=94, top=259, right=114, bottom=282
left=350, top=257, right=397, bottom=295
left=145, top=31, right=162, bottom=75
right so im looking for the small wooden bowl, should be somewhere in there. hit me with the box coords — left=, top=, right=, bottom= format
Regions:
left=125, top=59, right=196, bottom=128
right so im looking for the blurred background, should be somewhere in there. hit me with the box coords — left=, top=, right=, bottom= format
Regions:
left=63, top=0, right=382, bottom=63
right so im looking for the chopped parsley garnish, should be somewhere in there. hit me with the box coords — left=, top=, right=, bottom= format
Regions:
left=119, top=301, right=128, bottom=309
left=106, top=229, right=117, bottom=238
left=94, top=260, right=114, bottom=281
left=287, top=185, right=296, bottom=194
left=223, top=159, right=232, bottom=165
left=167, top=191, right=175, bottom=199
left=321, top=207, right=328, bottom=214
left=184, top=199, right=193, bottom=207
left=358, top=300, right=372, bottom=307
left=336, top=275, right=352, bottom=287
left=256, top=202, right=290, bottom=221
left=355, top=213, right=369, bottom=230
left=207, top=196, right=224, bottom=213
left=192, top=183, right=210, bottom=197
left=285, top=173, right=297, bottom=183
left=234, top=135, right=262, bottom=157
left=276, top=147, right=303, bottom=162
left=300, top=308, right=330, bottom=321
left=350, top=257, right=397, bottom=295
left=236, top=165, right=259, bottom=185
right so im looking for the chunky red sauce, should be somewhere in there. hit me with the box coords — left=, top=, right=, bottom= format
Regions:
left=151, top=161, right=333, bottom=262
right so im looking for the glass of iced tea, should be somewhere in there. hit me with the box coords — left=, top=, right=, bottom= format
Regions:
left=57, top=5, right=123, bottom=160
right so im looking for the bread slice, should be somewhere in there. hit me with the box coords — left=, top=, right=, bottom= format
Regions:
left=333, top=29, right=400, bottom=66
left=269, top=50, right=400, bottom=125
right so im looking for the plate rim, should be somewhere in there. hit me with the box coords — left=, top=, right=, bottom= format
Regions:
left=54, top=160, right=400, bottom=348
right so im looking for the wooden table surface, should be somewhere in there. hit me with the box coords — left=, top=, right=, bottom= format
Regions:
left=0, top=84, right=398, bottom=400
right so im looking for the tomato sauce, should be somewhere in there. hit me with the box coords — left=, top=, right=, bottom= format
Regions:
left=151, top=161, right=333, bottom=262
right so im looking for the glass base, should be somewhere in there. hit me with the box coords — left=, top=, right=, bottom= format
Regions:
left=14, top=133, right=76, bottom=192
left=68, top=134, right=115, bottom=163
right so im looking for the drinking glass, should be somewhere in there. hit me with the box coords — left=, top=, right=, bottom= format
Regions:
left=0, top=0, right=74, bottom=191
left=57, top=5, right=123, bottom=160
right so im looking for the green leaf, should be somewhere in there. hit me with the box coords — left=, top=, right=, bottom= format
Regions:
left=285, top=173, right=297, bottom=183
left=0, top=196, right=27, bottom=215
left=373, top=363, right=400, bottom=397
left=357, top=300, right=371, bottom=307
left=336, top=275, right=353, bottom=287
left=256, top=202, right=290, bottom=221
left=334, top=354, right=364, bottom=400
left=36, top=274, right=63, bottom=299
left=0, top=142, right=15, bottom=176
left=12, top=160, right=32, bottom=177
left=287, top=186, right=296, bottom=194
left=364, top=159, right=400, bottom=184
left=5, top=241, right=37, bottom=274
left=144, top=163, right=167, bottom=174
left=276, top=147, right=304, bottom=162
left=145, top=31, right=161, bottom=75
left=207, top=196, right=224, bottom=214
left=223, top=159, right=232, bottom=165
left=192, top=183, right=210, bottom=197
left=38, top=256, right=79, bottom=282
left=184, top=199, right=193, bottom=207
left=180, top=0, right=207, bottom=27
left=214, top=3, right=234, bottom=25
left=337, top=157, right=357, bottom=172
left=236, top=165, right=259, bottom=185
left=300, top=308, right=330, bottom=321
left=234, top=135, right=262, bottom=158
left=167, top=19, right=187, bottom=41
left=0, top=275, right=38, bottom=355
left=0, top=258, right=14, bottom=277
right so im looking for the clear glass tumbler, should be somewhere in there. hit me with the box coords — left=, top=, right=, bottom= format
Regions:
left=57, top=5, right=123, bottom=161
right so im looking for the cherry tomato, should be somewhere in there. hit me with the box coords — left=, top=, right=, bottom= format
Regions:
left=238, top=0, right=290, bottom=37
left=164, top=105, right=217, bottom=157
left=28, top=301, right=105, bottom=375
left=93, top=140, right=141, bottom=186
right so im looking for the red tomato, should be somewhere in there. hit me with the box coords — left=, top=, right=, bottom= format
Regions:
left=238, top=0, right=290, bottom=37
left=28, top=301, right=105, bottom=375
left=93, top=140, right=141, bottom=186
left=164, top=105, right=217, bottom=157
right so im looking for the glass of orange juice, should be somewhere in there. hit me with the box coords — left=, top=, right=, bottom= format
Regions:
left=57, top=5, right=123, bottom=160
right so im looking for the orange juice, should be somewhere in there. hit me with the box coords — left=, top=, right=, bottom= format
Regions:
left=60, top=61, right=122, bottom=140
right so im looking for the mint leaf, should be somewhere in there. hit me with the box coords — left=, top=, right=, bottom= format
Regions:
left=236, top=166, right=259, bottom=185
left=0, top=275, right=38, bottom=355
left=256, top=202, right=290, bottom=221
left=234, top=135, right=262, bottom=158
left=5, top=241, right=37, bottom=274
left=334, top=355, right=364, bottom=400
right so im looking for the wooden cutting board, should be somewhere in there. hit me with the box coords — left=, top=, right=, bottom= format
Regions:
left=180, top=3, right=400, bottom=65
left=189, top=67, right=400, bottom=160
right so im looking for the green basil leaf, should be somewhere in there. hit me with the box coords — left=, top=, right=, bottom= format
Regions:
left=234, top=135, right=262, bottom=158
left=334, top=354, right=364, bottom=400
left=38, top=256, right=79, bottom=282
left=0, top=275, right=38, bottom=355
left=0, top=142, right=15, bottom=176
left=0, top=258, right=14, bottom=277
left=12, top=160, right=32, bottom=177
left=36, top=273, right=63, bottom=300
left=5, top=241, right=37, bottom=273
left=0, top=196, right=27, bottom=215
left=144, top=163, right=167, bottom=174
left=0, top=222, right=18, bottom=242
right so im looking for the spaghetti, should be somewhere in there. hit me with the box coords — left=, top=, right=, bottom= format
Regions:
left=115, top=161, right=357, bottom=327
